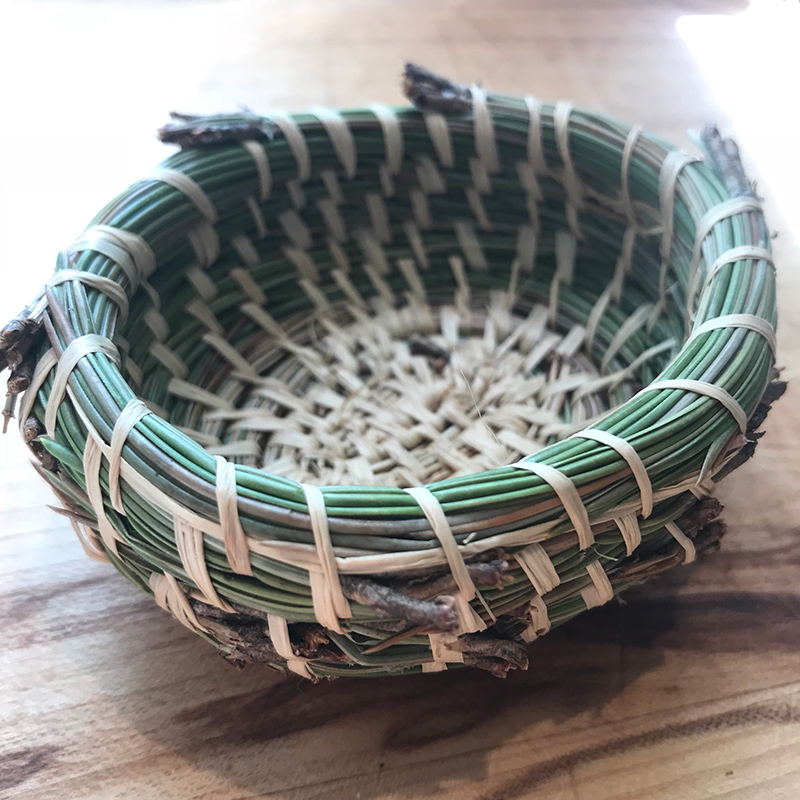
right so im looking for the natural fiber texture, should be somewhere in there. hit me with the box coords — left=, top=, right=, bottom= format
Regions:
left=0, top=64, right=781, bottom=679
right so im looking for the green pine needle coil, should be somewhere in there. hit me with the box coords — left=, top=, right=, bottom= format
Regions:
left=0, top=64, right=779, bottom=679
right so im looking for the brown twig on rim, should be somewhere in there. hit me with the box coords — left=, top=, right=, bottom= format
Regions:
left=0, top=302, right=44, bottom=435
left=403, top=63, right=473, bottom=113
left=7, top=359, right=33, bottom=395
left=714, top=377, right=786, bottom=482
left=0, top=307, right=40, bottom=356
left=341, top=575, right=458, bottom=631
left=614, top=498, right=727, bottom=584
left=23, top=416, right=43, bottom=444
left=189, top=600, right=342, bottom=671
left=158, top=110, right=278, bottom=148
left=404, top=559, right=511, bottom=600
left=293, top=624, right=332, bottom=659
left=452, top=634, right=529, bottom=677
left=700, top=124, right=757, bottom=200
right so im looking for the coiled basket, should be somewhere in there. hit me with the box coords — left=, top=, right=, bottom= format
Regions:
left=0, top=65, right=779, bottom=679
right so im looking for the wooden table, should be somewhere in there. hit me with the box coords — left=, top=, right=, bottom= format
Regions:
left=1, top=1, right=798, bottom=798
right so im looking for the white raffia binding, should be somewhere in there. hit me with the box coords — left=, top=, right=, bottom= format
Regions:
left=45, top=335, right=120, bottom=437
left=466, top=187, right=491, bottom=231
left=422, top=632, right=465, bottom=673
left=584, top=288, right=611, bottom=353
left=370, top=104, right=404, bottom=175
left=148, top=168, right=218, bottom=224
left=215, top=455, right=253, bottom=575
left=18, top=349, right=57, bottom=434
left=303, top=484, right=352, bottom=633
left=515, top=542, right=560, bottom=594
left=279, top=210, right=313, bottom=250
left=150, top=572, right=208, bottom=633
left=108, top=398, right=151, bottom=513
left=403, top=486, right=486, bottom=634
left=308, top=107, right=358, bottom=179
left=48, top=270, right=129, bottom=322
left=471, top=157, right=492, bottom=194
left=638, top=378, right=747, bottom=433
left=71, top=225, right=156, bottom=291
left=415, top=154, right=447, bottom=195
left=609, top=226, right=638, bottom=302
left=554, top=101, right=583, bottom=211
left=615, top=513, right=642, bottom=555
left=246, top=196, right=267, bottom=238
left=268, top=112, right=312, bottom=182
left=619, top=125, right=643, bottom=227
left=268, top=614, right=313, bottom=678
left=242, top=140, right=272, bottom=202
left=150, top=341, right=189, bottom=379
left=423, top=111, right=454, bottom=168
left=470, top=85, right=499, bottom=173
left=658, top=149, right=698, bottom=263
left=600, top=303, right=654, bottom=374
left=524, top=95, right=548, bottom=176
left=317, top=197, right=347, bottom=242
left=187, top=223, right=220, bottom=268
left=186, top=266, right=217, bottom=302
left=580, top=561, right=614, bottom=609
left=82, top=435, right=120, bottom=556
left=570, top=428, right=653, bottom=517
left=511, top=459, right=594, bottom=550
left=365, top=193, right=392, bottom=243
left=286, top=178, right=306, bottom=210
left=548, top=230, right=577, bottom=324
left=454, top=220, right=488, bottom=270
left=175, top=518, right=233, bottom=611
left=690, top=196, right=761, bottom=271
left=521, top=594, right=550, bottom=642
left=687, top=313, right=776, bottom=357
left=685, top=197, right=763, bottom=325
left=515, top=225, right=537, bottom=272
left=666, top=521, right=696, bottom=563
left=693, top=246, right=774, bottom=318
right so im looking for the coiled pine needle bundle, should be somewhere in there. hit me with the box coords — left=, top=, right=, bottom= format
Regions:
left=0, top=64, right=781, bottom=679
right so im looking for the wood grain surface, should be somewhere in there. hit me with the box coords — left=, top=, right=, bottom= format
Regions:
left=1, top=1, right=799, bottom=798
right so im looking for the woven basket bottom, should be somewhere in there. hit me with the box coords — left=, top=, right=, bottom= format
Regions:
left=182, top=289, right=644, bottom=487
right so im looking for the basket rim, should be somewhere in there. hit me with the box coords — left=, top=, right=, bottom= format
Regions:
left=27, top=103, right=774, bottom=495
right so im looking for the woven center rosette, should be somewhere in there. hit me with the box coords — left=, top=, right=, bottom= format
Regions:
left=0, top=64, right=779, bottom=678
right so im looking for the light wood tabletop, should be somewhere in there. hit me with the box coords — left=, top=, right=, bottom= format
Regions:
left=1, top=1, right=798, bottom=798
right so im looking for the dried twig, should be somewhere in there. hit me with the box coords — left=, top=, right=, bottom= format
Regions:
left=700, top=124, right=757, bottom=200
left=341, top=575, right=458, bottom=631
left=715, top=377, right=787, bottom=481
left=403, top=63, right=473, bottom=112
left=404, top=559, right=511, bottom=600
left=158, top=111, right=279, bottom=148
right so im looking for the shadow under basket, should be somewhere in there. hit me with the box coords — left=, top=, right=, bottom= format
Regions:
left=1, top=64, right=781, bottom=679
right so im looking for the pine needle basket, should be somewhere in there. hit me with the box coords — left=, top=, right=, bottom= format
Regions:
left=0, top=64, right=781, bottom=679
